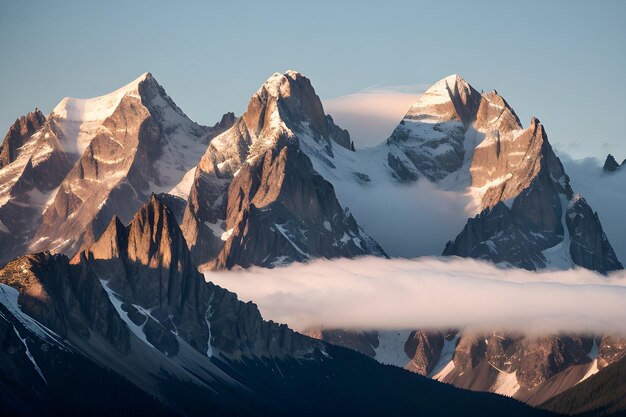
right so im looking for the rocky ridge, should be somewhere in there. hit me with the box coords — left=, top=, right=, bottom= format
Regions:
left=0, top=73, right=234, bottom=266
left=181, top=71, right=385, bottom=269
left=603, top=153, right=625, bottom=173
left=0, top=194, right=550, bottom=417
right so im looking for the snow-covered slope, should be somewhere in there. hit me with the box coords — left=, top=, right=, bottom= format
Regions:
left=0, top=73, right=233, bottom=264
left=29, top=73, right=231, bottom=257
left=0, top=71, right=620, bottom=274
left=50, top=74, right=147, bottom=156
left=301, top=73, right=620, bottom=273
left=0, top=110, right=72, bottom=262
left=182, top=70, right=385, bottom=269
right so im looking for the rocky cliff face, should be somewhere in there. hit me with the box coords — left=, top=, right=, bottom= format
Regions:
left=442, top=332, right=594, bottom=403
left=313, top=327, right=626, bottom=406
left=386, top=75, right=482, bottom=182
left=0, top=109, right=46, bottom=168
left=0, top=195, right=551, bottom=417
left=603, top=153, right=624, bottom=173
left=442, top=115, right=572, bottom=262
left=443, top=180, right=621, bottom=273
left=29, top=73, right=225, bottom=258
left=0, top=72, right=618, bottom=275
left=2, top=193, right=316, bottom=363
left=182, top=71, right=384, bottom=269
left=0, top=73, right=234, bottom=266
left=0, top=110, right=73, bottom=264
left=0, top=195, right=321, bottom=398
left=403, top=330, right=448, bottom=375
left=566, top=195, right=622, bottom=272
left=77, top=194, right=315, bottom=358
left=383, top=75, right=621, bottom=273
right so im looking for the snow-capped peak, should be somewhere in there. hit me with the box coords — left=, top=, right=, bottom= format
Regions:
left=51, top=72, right=151, bottom=122
left=258, top=71, right=293, bottom=99
left=49, top=72, right=156, bottom=155
left=427, top=74, right=468, bottom=93
left=285, top=69, right=303, bottom=80
left=256, top=70, right=308, bottom=99
left=408, top=74, right=472, bottom=109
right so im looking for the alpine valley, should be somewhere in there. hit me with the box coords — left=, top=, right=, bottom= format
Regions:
left=0, top=70, right=624, bottom=417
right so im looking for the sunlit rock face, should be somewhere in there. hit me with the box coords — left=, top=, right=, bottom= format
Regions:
left=182, top=71, right=384, bottom=269
left=0, top=73, right=232, bottom=266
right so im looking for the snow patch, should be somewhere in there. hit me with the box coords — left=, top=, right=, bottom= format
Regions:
left=428, top=333, right=460, bottom=380
left=204, top=304, right=213, bottom=358
left=99, top=279, right=154, bottom=349
left=491, top=364, right=520, bottom=397
left=0, top=284, right=66, bottom=347
left=373, top=330, right=412, bottom=367
left=12, top=325, right=47, bottom=385
left=275, top=223, right=310, bottom=258
left=221, top=228, right=233, bottom=241
left=431, top=360, right=455, bottom=381
left=205, top=220, right=226, bottom=239
left=541, top=194, right=574, bottom=269
left=578, top=359, right=599, bottom=383
left=50, top=73, right=149, bottom=155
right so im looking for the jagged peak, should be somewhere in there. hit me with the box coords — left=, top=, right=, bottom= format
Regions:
left=13, top=108, right=46, bottom=126
left=129, top=193, right=185, bottom=243
left=427, top=74, right=470, bottom=93
left=285, top=69, right=304, bottom=79
left=244, top=70, right=333, bottom=138
left=527, top=116, right=547, bottom=137
left=257, top=72, right=292, bottom=99
left=0, top=108, right=48, bottom=168
left=138, top=193, right=175, bottom=220
left=406, top=73, right=479, bottom=117
left=216, top=111, right=236, bottom=126
left=3, top=109, right=46, bottom=139
left=4, top=108, right=44, bottom=132
left=86, top=215, right=127, bottom=261
left=256, top=70, right=306, bottom=99
left=603, top=153, right=621, bottom=173
left=82, top=193, right=191, bottom=271
left=418, top=74, right=477, bottom=101
left=568, top=193, right=585, bottom=208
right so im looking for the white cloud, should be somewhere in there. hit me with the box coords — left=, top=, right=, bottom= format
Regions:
left=205, top=256, right=626, bottom=335
left=323, top=89, right=422, bottom=148
left=331, top=178, right=474, bottom=258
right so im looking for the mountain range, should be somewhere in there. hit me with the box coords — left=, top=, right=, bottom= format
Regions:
left=0, top=70, right=624, bottom=416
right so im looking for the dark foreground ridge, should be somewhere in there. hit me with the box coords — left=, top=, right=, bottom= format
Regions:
left=0, top=195, right=554, bottom=417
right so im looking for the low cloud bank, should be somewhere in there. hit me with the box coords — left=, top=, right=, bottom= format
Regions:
left=332, top=179, right=473, bottom=258
left=205, top=256, right=626, bottom=335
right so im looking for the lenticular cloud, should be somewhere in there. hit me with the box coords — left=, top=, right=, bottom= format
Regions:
left=204, top=256, right=626, bottom=335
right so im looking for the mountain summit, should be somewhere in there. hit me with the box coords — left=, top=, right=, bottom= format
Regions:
left=0, top=72, right=234, bottom=265
left=379, top=74, right=621, bottom=272
left=182, top=70, right=384, bottom=268
left=0, top=71, right=618, bottom=273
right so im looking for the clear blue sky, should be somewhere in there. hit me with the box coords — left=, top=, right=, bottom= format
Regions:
left=1, top=0, right=624, bottom=159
